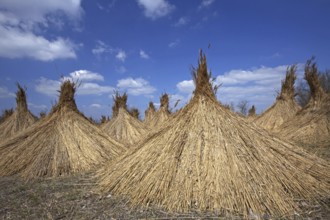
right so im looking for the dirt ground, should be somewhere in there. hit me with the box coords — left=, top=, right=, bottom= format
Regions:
left=0, top=171, right=329, bottom=220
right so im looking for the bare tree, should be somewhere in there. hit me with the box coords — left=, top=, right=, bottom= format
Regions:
left=237, top=100, right=248, bottom=116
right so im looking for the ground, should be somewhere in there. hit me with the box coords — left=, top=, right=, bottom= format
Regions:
left=0, top=171, right=329, bottom=220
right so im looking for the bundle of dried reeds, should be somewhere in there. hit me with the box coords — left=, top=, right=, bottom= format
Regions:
left=146, top=94, right=170, bottom=128
left=278, top=59, right=330, bottom=155
left=247, top=105, right=257, bottom=121
left=97, top=51, right=330, bottom=218
left=254, top=65, right=301, bottom=131
left=0, top=80, right=125, bottom=180
left=0, top=108, right=14, bottom=124
left=102, top=92, right=149, bottom=146
left=111, top=92, right=127, bottom=118
left=144, top=102, right=156, bottom=124
left=129, top=108, right=140, bottom=120
left=0, top=83, right=37, bottom=141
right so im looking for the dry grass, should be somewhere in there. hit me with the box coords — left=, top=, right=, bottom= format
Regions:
left=0, top=80, right=125, bottom=181
left=278, top=59, right=330, bottom=152
left=0, top=83, right=37, bottom=141
left=96, top=51, right=330, bottom=218
left=254, top=65, right=301, bottom=131
left=1, top=172, right=328, bottom=219
left=102, top=92, right=149, bottom=146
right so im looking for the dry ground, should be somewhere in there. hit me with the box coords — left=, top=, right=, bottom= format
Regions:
left=0, top=171, right=329, bottom=220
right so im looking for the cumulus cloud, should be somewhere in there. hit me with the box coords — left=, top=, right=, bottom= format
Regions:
left=116, top=50, right=127, bottom=62
left=139, top=50, right=149, bottom=59
left=0, top=26, right=77, bottom=61
left=0, top=0, right=82, bottom=61
left=35, top=70, right=115, bottom=96
left=177, top=80, right=194, bottom=93
left=216, top=65, right=288, bottom=86
left=117, top=77, right=156, bottom=96
left=0, top=86, right=15, bottom=98
left=175, top=65, right=298, bottom=113
left=77, top=83, right=114, bottom=95
left=0, top=0, right=82, bottom=24
left=68, top=70, right=104, bottom=81
left=35, top=77, right=62, bottom=96
left=137, top=0, right=175, bottom=20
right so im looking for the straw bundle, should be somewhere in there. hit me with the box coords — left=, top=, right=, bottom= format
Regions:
left=0, top=84, right=37, bottom=141
left=129, top=108, right=140, bottom=120
left=254, top=65, right=301, bottom=131
left=147, top=94, right=170, bottom=128
left=248, top=105, right=256, bottom=117
left=0, top=108, right=14, bottom=124
left=97, top=51, right=330, bottom=218
left=0, top=80, right=125, bottom=180
left=102, top=93, right=149, bottom=146
left=111, top=92, right=127, bottom=118
left=278, top=59, right=330, bottom=152
left=144, top=102, right=156, bottom=124
left=247, top=105, right=257, bottom=121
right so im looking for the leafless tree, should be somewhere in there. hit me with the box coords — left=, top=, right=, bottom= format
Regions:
left=237, top=100, right=248, bottom=116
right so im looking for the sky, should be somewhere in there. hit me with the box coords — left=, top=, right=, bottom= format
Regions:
left=0, top=0, right=329, bottom=120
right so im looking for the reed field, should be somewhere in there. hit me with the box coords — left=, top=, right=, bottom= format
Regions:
left=0, top=51, right=329, bottom=219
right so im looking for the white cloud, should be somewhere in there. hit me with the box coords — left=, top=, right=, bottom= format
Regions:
left=0, top=86, right=15, bottom=98
left=77, top=83, right=114, bottom=95
left=28, top=102, right=47, bottom=110
left=168, top=39, right=180, bottom=48
left=116, top=50, right=127, bottom=62
left=0, top=0, right=83, bottom=25
left=139, top=50, right=150, bottom=59
left=35, top=77, right=61, bottom=96
left=175, top=65, right=301, bottom=113
left=199, top=0, right=215, bottom=9
left=92, top=40, right=113, bottom=55
left=90, top=103, right=102, bottom=108
left=35, top=71, right=115, bottom=96
left=177, top=80, right=194, bottom=93
left=0, top=26, right=77, bottom=61
left=117, top=77, right=156, bottom=96
left=0, top=0, right=82, bottom=61
left=174, top=17, right=189, bottom=27
left=68, top=70, right=104, bottom=81
left=169, top=93, right=190, bottom=110
left=216, top=65, right=288, bottom=86
left=137, top=0, right=175, bottom=20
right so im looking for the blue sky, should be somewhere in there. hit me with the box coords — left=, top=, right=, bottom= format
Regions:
left=0, top=0, right=329, bottom=119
